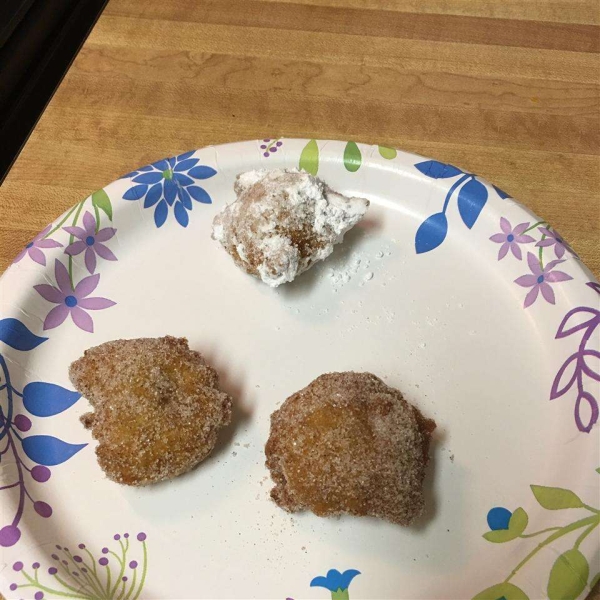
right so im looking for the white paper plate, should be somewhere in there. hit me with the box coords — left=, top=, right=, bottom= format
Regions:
left=1, top=139, right=598, bottom=600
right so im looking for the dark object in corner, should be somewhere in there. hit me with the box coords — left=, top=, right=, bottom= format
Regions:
left=0, top=0, right=108, bottom=184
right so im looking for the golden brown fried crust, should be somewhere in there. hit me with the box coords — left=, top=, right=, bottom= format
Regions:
left=69, top=336, right=232, bottom=486
left=265, top=372, right=436, bottom=526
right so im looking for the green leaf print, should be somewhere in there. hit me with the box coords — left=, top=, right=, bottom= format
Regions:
left=547, top=549, right=589, bottom=600
left=472, top=582, right=529, bottom=600
left=343, top=141, right=361, bottom=172
left=508, top=507, right=529, bottom=535
left=92, top=189, right=113, bottom=221
left=474, top=471, right=599, bottom=600
left=483, top=529, right=520, bottom=543
left=531, top=485, right=584, bottom=510
left=299, top=139, right=319, bottom=175
left=378, top=145, right=397, bottom=160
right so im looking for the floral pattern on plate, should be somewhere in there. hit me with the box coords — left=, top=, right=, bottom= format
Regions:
left=31, top=192, right=117, bottom=333
left=122, top=151, right=216, bottom=228
left=551, top=282, right=600, bottom=432
left=0, top=319, right=86, bottom=548
left=8, top=532, right=148, bottom=599
left=0, top=140, right=597, bottom=598
left=473, top=470, right=600, bottom=600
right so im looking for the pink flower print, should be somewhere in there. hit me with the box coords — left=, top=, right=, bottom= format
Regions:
left=34, top=260, right=116, bottom=332
left=64, top=211, right=117, bottom=274
left=489, top=218, right=534, bottom=260
left=13, top=225, right=63, bottom=266
left=536, top=227, right=575, bottom=259
left=515, top=252, right=573, bottom=308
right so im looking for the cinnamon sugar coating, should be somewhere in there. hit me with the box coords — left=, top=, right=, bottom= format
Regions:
left=69, top=336, right=232, bottom=486
left=265, top=372, right=436, bottom=525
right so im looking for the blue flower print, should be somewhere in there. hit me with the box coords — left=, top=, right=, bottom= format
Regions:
left=122, top=151, right=216, bottom=228
left=310, top=569, right=360, bottom=599
left=0, top=318, right=85, bottom=548
left=487, top=507, right=512, bottom=531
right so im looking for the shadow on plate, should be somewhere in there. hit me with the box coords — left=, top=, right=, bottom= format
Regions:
left=410, top=425, right=446, bottom=533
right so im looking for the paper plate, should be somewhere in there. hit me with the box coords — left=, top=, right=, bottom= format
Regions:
left=0, top=139, right=598, bottom=600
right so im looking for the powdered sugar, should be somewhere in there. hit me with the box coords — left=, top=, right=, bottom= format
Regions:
left=326, top=244, right=394, bottom=291
left=314, top=190, right=370, bottom=240
left=213, top=169, right=369, bottom=287
left=256, top=235, right=300, bottom=287
left=329, top=256, right=364, bottom=289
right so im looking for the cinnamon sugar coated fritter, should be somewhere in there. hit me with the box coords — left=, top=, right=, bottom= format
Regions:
left=265, top=372, right=436, bottom=526
left=69, top=337, right=232, bottom=486
left=212, top=169, right=369, bottom=287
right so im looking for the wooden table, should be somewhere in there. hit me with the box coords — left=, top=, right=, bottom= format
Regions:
left=0, top=0, right=598, bottom=276
left=0, top=2, right=598, bottom=597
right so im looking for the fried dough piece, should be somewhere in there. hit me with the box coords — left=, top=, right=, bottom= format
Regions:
left=265, top=372, right=436, bottom=526
left=212, top=169, right=369, bottom=287
left=69, top=336, right=232, bottom=486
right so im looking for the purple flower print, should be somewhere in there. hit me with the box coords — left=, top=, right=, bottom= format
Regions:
left=64, top=211, right=116, bottom=274
left=550, top=281, right=600, bottom=433
left=34, top=260, right=116, bottom=332
left=260, top=138, right=283, bottom=158
left=10, top=532, right=148, bottom=598
left=13, top=225, right=63, bottom=266
left=515, top=252, right=573, bottom=308
left=491, top=217, right=579, bottom=310
left=489, top=218, right=534, bottom=260
left=588, top=281, right=600, bottom=295
left=536, top=227, right=575, bottom=259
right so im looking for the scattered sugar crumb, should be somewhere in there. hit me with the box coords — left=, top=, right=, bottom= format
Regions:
left=330, top=255, right=363, bottom=289
left=327, top=247, right=388, bottom=290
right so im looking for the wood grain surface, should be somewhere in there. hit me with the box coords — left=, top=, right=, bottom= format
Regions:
left=0, top=1, right=598, bottom=597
